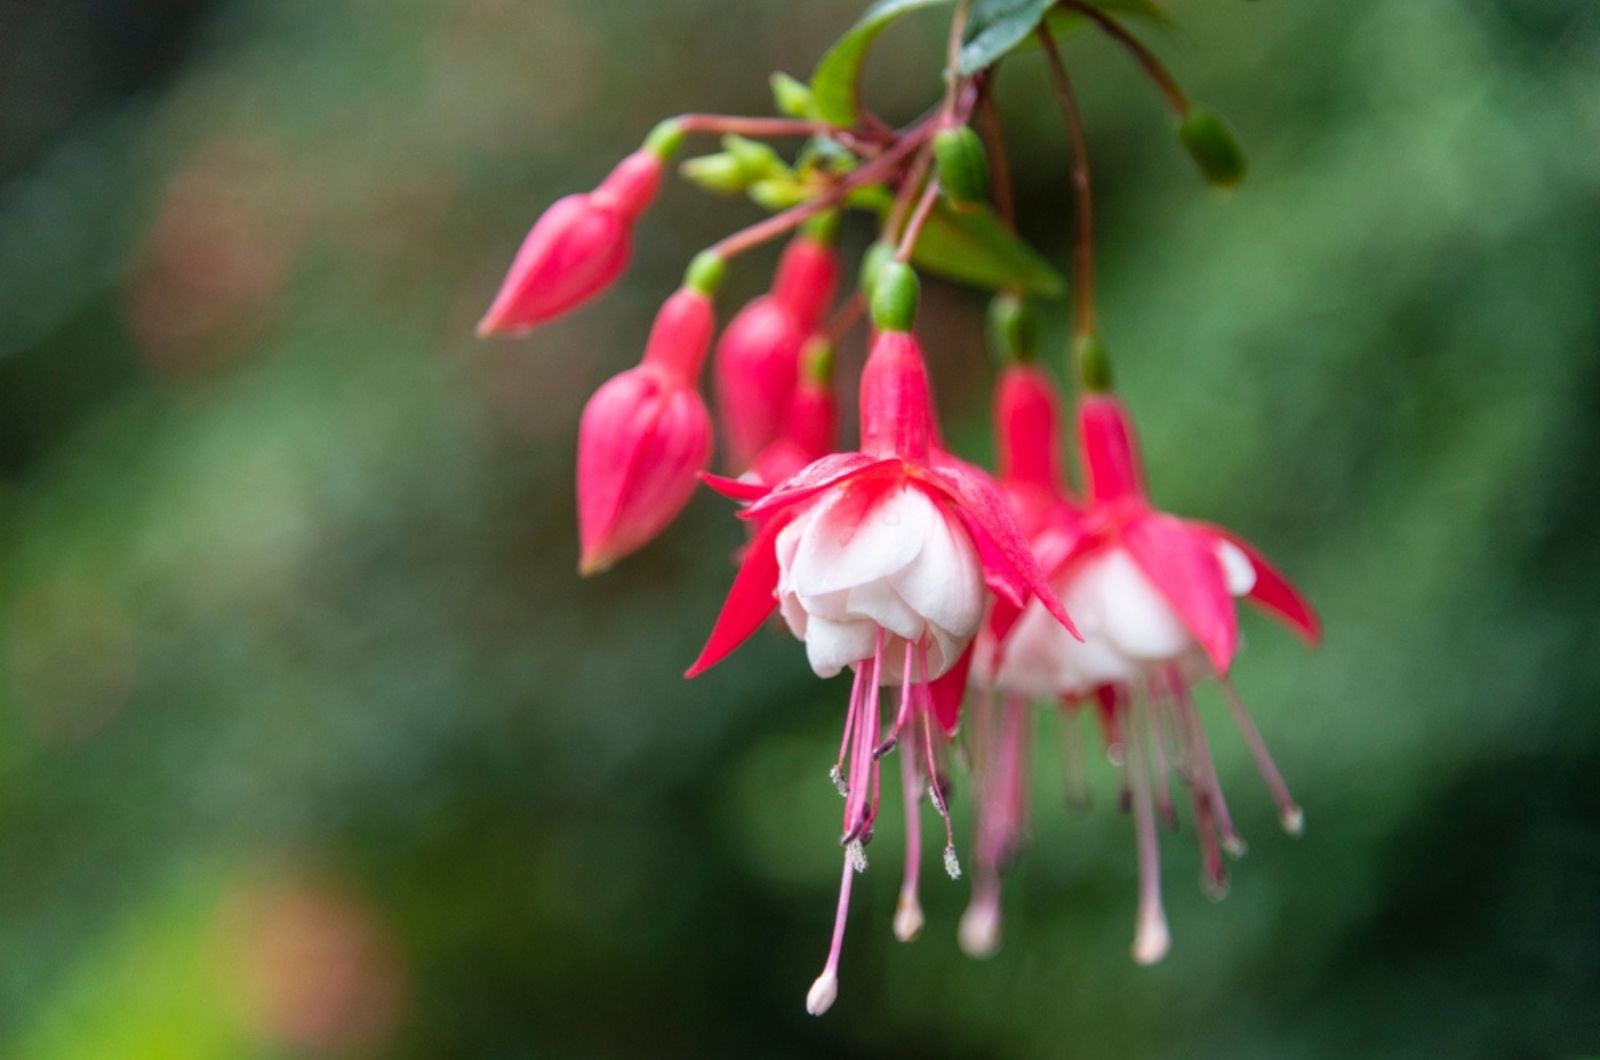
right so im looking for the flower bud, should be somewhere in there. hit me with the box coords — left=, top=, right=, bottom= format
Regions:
left=749, top=178, right=810, bottom=211
left=934, top=125, right=989, bottom=212
left=986, top=292, right=1038, bottom=364
left=680, top=152, right=750, bottom=195
left=478, top=145, right=667, bottom=337
left=713, top=236, right=838, bottom=471
left=870, top=261, right=919, bottom=333
left=1177, top=104, right=1247, bottom=189
left=723, top=135, right=787, bottom=182
left=770, top=72, right=816, bottom=118
left=577, top=282, right=717, bottom=574
left=858, top=241, right=895, bottom=301
left=752, top=338, right=838, bottom=487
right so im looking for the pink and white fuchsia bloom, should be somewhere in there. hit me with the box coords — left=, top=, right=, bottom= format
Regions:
left=688, top=267, right=1077, bottom=1015
left=979, top=390, right=1319, bottom=965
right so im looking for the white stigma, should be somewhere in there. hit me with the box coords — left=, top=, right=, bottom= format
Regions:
left=893, top=894, right=925, bottom=942
left=805, top=970, right=838, bottom=1016
left=1281, top=805, right=1306, bottom=836
left=942, top=844, right=962, bottom=880
left=1222, top=834, right=1249, bottom=859
left=1132, top=910, right=1171, bottom=966
left=958, top=903, right=1001, bottom=959
left=829, top=764, right=848, bottom=798
left=846, top=839, right=868, bottom=874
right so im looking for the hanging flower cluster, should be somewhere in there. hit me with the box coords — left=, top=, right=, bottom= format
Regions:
left=478, top=0, right=1316, bottom=1015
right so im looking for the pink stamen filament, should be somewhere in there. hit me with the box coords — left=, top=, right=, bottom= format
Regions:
left=808, top=851, right=856, bottom=1016
left=1172, top=671, right=1244, bottom=856
left=1219, top=678, right=1303, bottom=835
left=1124, top=695, right=1170, bottom=966
left=916, top=643, right=961, bottom=877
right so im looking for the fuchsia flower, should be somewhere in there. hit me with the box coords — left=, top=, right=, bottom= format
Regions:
left=977, top=387, right=1319, bottom=965
left=575, top=254, right=723, bottom=575
left=713, top=232, right=839, bottom=471
left=687, top=265, right=1077, bottom=1015
left=478, top=124, right=681, bottom=337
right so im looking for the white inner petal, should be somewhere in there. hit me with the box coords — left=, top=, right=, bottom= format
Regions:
left=1215, top=539, right=1256, bottom=597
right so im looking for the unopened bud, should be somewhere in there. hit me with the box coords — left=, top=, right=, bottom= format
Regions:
left=858, top=241, right=895, bottom=300
left=770, top=72, right=816, bottom=118
left=933, top=125, right=989, bottom=212
left=869, top=261, right=919, bottom=333
left=749, top=178, right=810, bottom=211
left=680, top=152, right=749, bottom=195
left=1074, top=332, right=1113, bottom=393
left=986, top=291, right=1038, bottom=363
left=723, top=135, right=787, bottom=181
left=1177, top=104, right=1247, bottom=189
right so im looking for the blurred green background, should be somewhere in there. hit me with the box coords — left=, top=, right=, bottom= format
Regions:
left=1, top=0, right=1597, bottom=1056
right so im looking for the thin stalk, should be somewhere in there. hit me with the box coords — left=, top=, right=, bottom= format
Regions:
left=976, top=84, right=1016, bottom=228
left=1061, top=2, right=1190, bottom=116
left=895, top=179, right=942, bottom=263
left=709, top=120, right=936, bottom=261
left=1038, top=28, right=1097, bottom=342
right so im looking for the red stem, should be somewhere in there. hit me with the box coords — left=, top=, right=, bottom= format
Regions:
left=1062, top=2, right=1190, bottom=116
left=1038, top=28, right=1096, bottom=340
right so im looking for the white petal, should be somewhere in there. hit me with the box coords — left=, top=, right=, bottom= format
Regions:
left=1090, top=549, right=1193, bottom=662
left=804, top=616, right=878, bottom=677
left=890, top=496, right=985, bottom=642
left=1215, top=540, right=1256, bottom=597
left=789, top=485, right=925, bottom=599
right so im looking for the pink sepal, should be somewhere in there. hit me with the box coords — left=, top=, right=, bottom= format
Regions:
left=685, top=512, right=790, bottom=677
left=1196, top=522, right=1321, bottom=644
left=1122, top=513, right=1238, bottom=675
left=928, top=641, right=975, bottom=735
left=698, top=471, right=770, bottom=504
left=740, top=453, right=898, bottom=521
left=1078, top=394, right=1147, bottom=506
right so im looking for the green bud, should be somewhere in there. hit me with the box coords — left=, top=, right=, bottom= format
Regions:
left=800, top=335, right=834, bottom=384
left=679, top=153, right=750, bottom=195
left=870, top=261, right=919, bottom=333
left=933, top=126, right=990, bottom=212
left=684, top=250, right=727, bottom=297
left=644, top=118, right=684, bottom=161
left=770, top=72, right=815, bottom=119
left=801, top=209, right=841, bottom=246
left=987, top=292, right=1039, bottom=364
left=749, top=178, right=810, bottom=211
left=722, top=135, right=787, bottom=182
left=1073, top=332, right=1113, bottom=393
left=858, top=241, right=895, bottom=300
left=1177, top=105, right=1247, bottom=189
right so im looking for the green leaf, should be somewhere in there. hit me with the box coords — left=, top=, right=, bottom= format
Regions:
left=957, top=0, right=1057, bottom=76
left=912, top=201, right=1066, bottom=294
left=962, top=0, right=1169, bottom=74
left=811, top=0, right=953, bottom=127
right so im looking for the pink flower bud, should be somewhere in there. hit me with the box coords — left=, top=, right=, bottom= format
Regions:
left=713, top=236, right=838, bottom=471
left=751, top=361, right=837, bottom=486
left=477, top=150, right=663, bottom=337
left=576, top=288, right=715, bottom=574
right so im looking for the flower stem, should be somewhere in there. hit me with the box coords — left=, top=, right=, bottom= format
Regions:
left=895, top=179, right=942, bottom=263
left=1062, top=2, right=1190, bottom=117
left=976, top=84, right=1016, bottom=229
left=708, top=120, right=936, bottom=261
left=1038, top=28, right=1097, bottom=343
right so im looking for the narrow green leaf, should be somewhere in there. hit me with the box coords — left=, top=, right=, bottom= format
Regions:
left=811, top=0, right=953, bottom=127
left=957, top=0, right=1057, bottom=76
left=911, top=201, right=1066, bottom=295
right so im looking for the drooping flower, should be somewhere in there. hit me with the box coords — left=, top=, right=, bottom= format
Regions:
left=980, top=389, right=1319, bottom=965
left=478, top=122, right=682, bottom=337
left=713, top=229, right=839, bottom=471
left=575, top=252, right=723, bottom=574
left=687, top=264, right=1077, bottom=1015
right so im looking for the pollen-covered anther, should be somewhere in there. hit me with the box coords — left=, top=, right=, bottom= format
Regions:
left=1281, top=805, right=1306, bottom=836
left=828, top=764, right=848, bottom=798
left=893, top=893, right=925, bottom=942
left=1223, top=834, right=1249, bottom=859
left=872, top=737, right=898, bottom=760
left=942, top=844, right=962, bottom=880
left=846, top=839, right=869, bottom=874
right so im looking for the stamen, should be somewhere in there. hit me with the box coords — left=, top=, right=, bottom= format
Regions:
left=958, top=877, right=1002, bottom=959
left=807, top=850, right=856, bottom=1016
left=846, top=838, right=869, bottom=873
left=1140, top=688, right=1178, bottom=832
left=829, top=764, right=848, bottom=798
left=1219, top=678, right=1304, bottom=836
left=914, top=642, right=961, bottom=876
left=943, top=844, right=963, bottom=880
left=895, top=742, right=924, bottom=942
left=1123, top=698, right=1171, bottom=966
left=1172, top=673, right=1245, bottom=857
